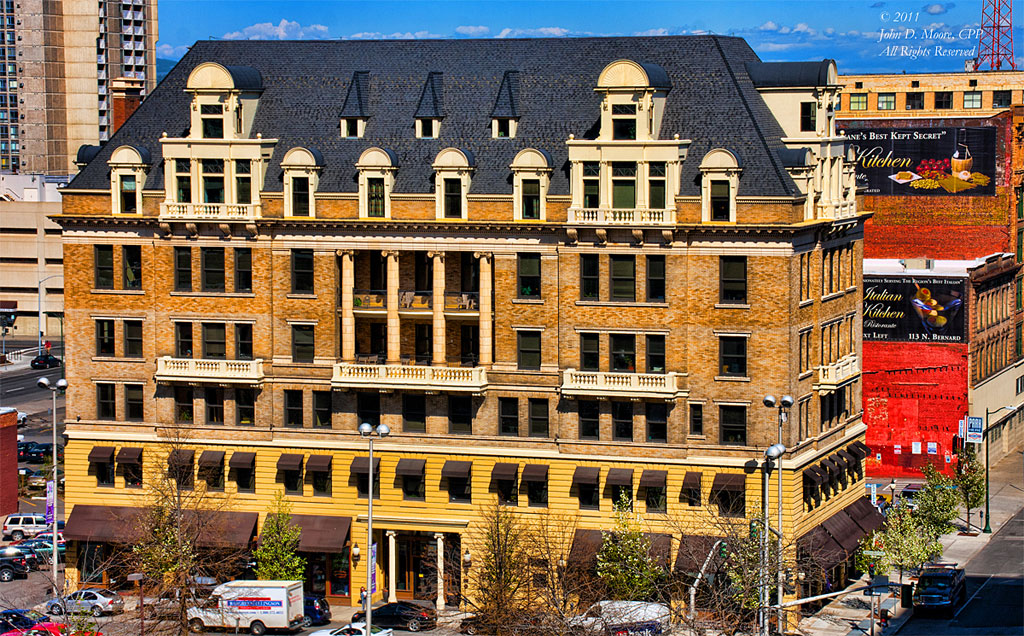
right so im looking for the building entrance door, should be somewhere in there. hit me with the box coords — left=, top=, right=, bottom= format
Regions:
left=394, top=533, right=436, bottom=600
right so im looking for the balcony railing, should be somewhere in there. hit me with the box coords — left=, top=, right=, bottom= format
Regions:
left=568, top=207, right=677, bottom=226
left=332, top=362, right=487, bottom=392
left=398, top=290, right=432, bottom=310
left=159, top=202, right=261, bottom=222
left=352, top=290, right=386, bottom=309
left=155, top=357, right=264, bottom=384
left=814, top=355, right=860, bottom=394
left=560, top=369, right=685, bottom=399
left=444, top=291, right=479, bottom=311
left=816, top=200, right=857, bottom=220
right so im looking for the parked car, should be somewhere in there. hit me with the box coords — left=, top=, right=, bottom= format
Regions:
left=567, top=601, right=670, bottom=635
left=352, top=602, right=436, bottom=632
left=45, top=589, right=124, bottom=617
left=16, top=442, right=38, bottom=461
left=1, top=547, right=40, bottom=571
left=308, top=623, right=392, bottom=636
left=899, top=483, right=924, bottom=510
left=459, top=612, right=548, bottom=636
left=913, top=564, right=967, bottom=617
left=0, top=610, right=65, bottom=636
left=19, top=539, right=65, bottom=562
left=25, top=444, right=62, bottom=465
left=29, top=355, right=62, bottom=369
left=0, top=553, right=30, bottom=582
left=303, top=596, right=332, bottom=627
left=1, top=515, right=48, bottom=541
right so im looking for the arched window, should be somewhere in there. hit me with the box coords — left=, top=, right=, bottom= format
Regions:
left=432, top=148, right=474, bottom=220
left=510, top=148, right=552, bottom=221
left=356, top=147, right=398, bottom=219
left=699, top=149, right=742, bottom=223
left=108, top=145, right=151, bottom=214
left=281, top=147, right=323, bottom=218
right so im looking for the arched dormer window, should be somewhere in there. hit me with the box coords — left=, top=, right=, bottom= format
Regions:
left=185, top=62, right=263, bottom=140
left=356, top=147, right=398, bottom=219
left=281, top=147, right=323, bottom=218
left=510, top=148, right=552, bottom=221
left=699, top=149, right=742, bottom=223
left=595, top=60, right=672, bottom=141
left=108, top=144, right=151, bottom=214
left=432, top=148, right=474, bottom=220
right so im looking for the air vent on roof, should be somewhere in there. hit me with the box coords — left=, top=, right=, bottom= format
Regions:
left=969, top=79, right=978, bottom=87
left=855, top=81, right=863, bottom=89
left=911, top=80, right=919, bottom=88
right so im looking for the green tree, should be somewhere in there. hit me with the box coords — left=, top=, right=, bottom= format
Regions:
left=914, top=462, right=960, bottom=539
left=597, top=492, right=662, bottom=600
left=255, top=492, right=305, bottom=580
left=879, top=503, right=941, bottom=583
left=956, top=446, right=985, bottom=532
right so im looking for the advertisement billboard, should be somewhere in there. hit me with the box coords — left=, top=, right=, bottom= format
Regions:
left=844, top=126, right=996, bottom=196
left=863, top=276, right=966, bottom=342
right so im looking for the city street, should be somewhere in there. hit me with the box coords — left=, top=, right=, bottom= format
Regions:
left=1, top=365, right=63, bottom=403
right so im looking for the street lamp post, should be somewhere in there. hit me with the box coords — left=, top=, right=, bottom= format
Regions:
left=358, top=422, right=390, bottom=635
left=37, top=376, right=67, bottom=597
left=983, top=405, right=1017, bottom=533
left=763, top=394, right=793, bottom=632
left=37, top=275, right=63, bottom=353
left=760, top=443, right=786, bottom=636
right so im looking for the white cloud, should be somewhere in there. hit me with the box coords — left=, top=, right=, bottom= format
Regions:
left=634, top=28, right=669, bottom=36
left=347, top=30, right=442, bottom=40
left=924, top=2, right=954, bottom=14
left=156, top=43, right=190, bottom=58
left=455, top=25, right=489, bottom=36
left=792, top=22, right=815, bottom=35
left=759, top=21, right=779, bottom=32
left=758, top=41, right=811, bottom=52
left=496, top=27, right=570, bottom=38
left=777, top=25, right=791, bottom=34
left=223, top=19, right=329, bottom=40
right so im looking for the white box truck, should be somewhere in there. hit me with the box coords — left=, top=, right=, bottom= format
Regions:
left=187, top=580, right=304, bottom=635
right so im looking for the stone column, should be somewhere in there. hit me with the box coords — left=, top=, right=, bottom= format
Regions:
left=384, top=251, right=400, bottom=363
left=434, top=532, right=445, bottom=610
left=429, top=251, right=446, bottom=365
left=339, top=250, right=355, bottom=362
left=475, top=252, right=493, bottom=367
left=386, top=530, right=397, bottom=602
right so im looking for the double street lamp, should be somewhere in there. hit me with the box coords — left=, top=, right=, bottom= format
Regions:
left=982, top=405, right=1017, bottom=533
left=358, top=422, right=390, bottom=635
left=763, top=394, right=792, bottom=634
left=37, top=376, right=67, bottom=597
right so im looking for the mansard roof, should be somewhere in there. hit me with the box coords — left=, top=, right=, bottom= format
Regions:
left=339, top=71, right=371, bottom=118
left=70, top=36, right=804, bottom=198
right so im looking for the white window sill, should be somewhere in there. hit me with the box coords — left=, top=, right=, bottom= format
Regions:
left=92, top=289, right=145, bottom=295
left=714, top=375, right=751, bottom=382
left=715, top=303, right=750, bottom=310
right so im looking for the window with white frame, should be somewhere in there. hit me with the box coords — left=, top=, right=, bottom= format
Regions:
left=492, top=118, right=517, bottom=139
left=107, top=145, right=149, bottom=214
left=356, top=147, right=397, bottom=219
left=281, top=147, right=322, bottom=218
left=510, top=148, right=552, bottom=221
left=417, top=118, right=440, bottom=139
left=699, top=148, right=741, bottom=223
left=432, top=147, right=473, bottom=220
left=342, top=117, right=366, bottom=139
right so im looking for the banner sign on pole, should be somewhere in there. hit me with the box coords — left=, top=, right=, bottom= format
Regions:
left=966, top=416, right=984, bottom=444
left=959, top=419, right=965, bottom=438
left=370, top=543, right=377, bottom=594
left=869, top=483, right=878, bottom=505
left=45, top=481, right=55, bottom=524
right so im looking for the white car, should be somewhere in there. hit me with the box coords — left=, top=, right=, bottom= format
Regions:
left=309, top=623, right=393, bottom=636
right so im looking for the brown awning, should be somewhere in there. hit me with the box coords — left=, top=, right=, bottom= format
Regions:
left=845, top=497, right=885, bottom=535
left=675, top=535, right=720, bottom=573
left=568, top=528, right=603, bottom=564
left=803, top=466, right=827, bottom=485
left=822, top=509, right=865, bottom=554
left=606, top=468, right=633, bottom=486
left=168, top=449, right=194, bottom=467
left=837, top=449, right=857, bottom=468
left=278, top=454, right=304, bottom=471
left=491, top=463, right=518, bottom=480
left=441, top=460, right=472, bottom=479
left=268, top=514, right=351, bottom=553
left=395, top=458, right=426, bottom=476
left=573, top=466, right=600, bottom=485
left=712, top=473, right=746, bottom=492
left=229, top=452, right=256, bottom=469
left=87, top=446, right=115, bottom=463
left=820, top=458, right=840, bottom=479
left=682, top=471, right=702, bottom=490
left=65, top=505, right=257, bottom=549
left=116, top=447, right=142, bottom=465
left=350, top=456, right=382, bottom=474
left=198, top=451, right=225, bottom=468
left=830, top=453, right=849, bottom=471
left=521, top=464, right=548, bottom=482
left=798, top=526, right=847, bottom=571
left=646, top=533, right=673, bottom=568
left=639, top=470, right=667, bottom=488
left=306, top=455, right=332, bottom=473
left=199, top=511, right=259, bottom=549
left=848, top=441, right=871, bottom=459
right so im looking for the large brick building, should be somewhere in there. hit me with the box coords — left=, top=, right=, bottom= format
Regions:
left=57, top=37, right=876, bottom=612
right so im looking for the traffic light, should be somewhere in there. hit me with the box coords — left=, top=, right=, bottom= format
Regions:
left=749, top=520, right=759, bottom=540
left=868, top=562, right=876, bottom=577
left=718, top=541, right=728, bottom=559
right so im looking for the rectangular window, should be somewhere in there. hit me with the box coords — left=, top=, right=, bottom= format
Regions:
left=993, top=90, right=1012, bottom=108
left=291, top=324, right=315, bottom=363
left=449, top=395, right=472, bottom=435
left=578, top=482, right=599, bottom=509
left=580, top=333, right=600, bottom=371
left=200, top=104, right=224, bottom=138
left=963, top=91, right=982, bottom=109
left=235, top=464, right=255, bottom=493
left=291, top=176, right=310, bottom=216
left=96, top=383, right=116, bottom=419
left=119, top=175, right=137, bottom=213
left=202, top=456, right=225, bottom=492
left=518, top=253, right=541, bottom=298
left=402, top=473, right=425, bottom=501
left=205, top=387, right=224, bottom=425
left=174, top=246, right=191, bottom=291
left=95, top=245, right=114, bottom=289
left=582, top=162, right=600, bottom=208
left=529, top=398, right=549, bottom=437
left=123, top=320, right=143, bottom=358
left=648, top=162, right=666, bottom=208
left=580, top=254, right=600, bottom=300
left=612, top=401, right=633, bottom=441
left=496, top=477, right=517, bottom=506
left=522, top=179, right=541, bottom=219
left=124, top=459, right=143, bottom=487
left=201, top=159, right=224, bottom=204
left=96, top=319, right=115, bottom=356
left=174, top=386, right=193, bottom=423
left=610, top=334, right=635, bottom=372
left=689, top=404, right=703, bottom=436
left=202, top=323, right=226, bottom=359
left=849, top=93, right=867, bottom=110
left=175, top=159, right=191, bottom=203
left=175, top=322, right=193, bottom=358
left=719, top=336, right=747, bottom=376
left=579, top=400, right=600, bottom=440
left=646, top=334, right=665, bottom=374
left=367, top=177, right=385, bottom=217
left=313, top=391, right=331, bottom=428
left=935, top=91, right=953, bottom=109
left=125, top=384, right=144, bottom=421
left=235, top=160, right=251, bottom=205
left=283, top=464, right=303, bottom=495
left=877, top=93, right=895, bottom=110
left=419, top=119, right=436, bottom=139
left=716, top=489, right=745, bottom=518
left=800, top=101, right=817, bottom=130
left=719, top=405, right=747, bottom=445
left=645, top=484, right=667, bottom=513
left=499, top=397, right=519, bottom=436
left=495, top=118, right=511, bottom=138
left=710, top=181, right=730, bottom=221
left=444, top=178, right=462, bottom=218
left=357, top=393, right=380, bottom=429
left=611, top=162, right=636, bottom=209
left=906, top=92, right=924, bottom=110
left=201, top=247, right=225, bottom=292
left=236, top=388, right=255, bottom=426
left=308, top=465, right=330, bottom=496
left=343, top=118, right=360, bottom=138
left=527, top=479, right=548, bottom=507
left=719, top=255, right=747, bottom=304
left=447, top=476, right=471, bottom=503
left=95, top=456, right=115, bottom=486
left=235, top=323, right=253, bottom=360
left=612, top=103, right=637, bottom=140
left=610, top=255, right=635, bottom=301
left=646, top=402, right=667, bottom=443
left=234, top=248, right=252, bottom=292
left=284, top=390, right=303, bottom=428
left=290, top=249, right=315, bottom=294
left=646, top=255, right=666, bottom=301
left=403, top=394, right=426, bottom=433
left=122, top=245, right=142, bottom=289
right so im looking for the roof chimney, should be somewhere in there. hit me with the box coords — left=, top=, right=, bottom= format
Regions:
left=111, top=77, right=145, bottom=134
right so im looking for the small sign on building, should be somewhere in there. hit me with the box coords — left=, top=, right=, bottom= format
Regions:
left=966, top=416, right=984, bottom=444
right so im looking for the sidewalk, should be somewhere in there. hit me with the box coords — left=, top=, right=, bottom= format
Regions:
left=795, top=448, right=1024, bottom=636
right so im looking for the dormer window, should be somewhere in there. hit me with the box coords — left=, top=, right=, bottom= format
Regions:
left=201, top=104, right=224, bottom=138
left=710, top=181, right=730, bottom=221
left=510, top=148, right=552, bottom=221
left=432, top=147, right=474, bottom=220
left=699, top=148, right=742, bottom=224
left=800, top=102, right=816, bottom=132
left=418, top=118, right=439, bottom=139
left=342, top=118, right=365, bottom=139
left=612, top=104, right=637, bottom=140
left=107, top=144, right=150, bottom=215
left=185, top=63, right=263, bottom=142
left=119, top=175, right=137, bottom=213
left=443, top=179, right=462, bottom=218
left=493, top=118, right=517, bottom=139
left=281, top=147, right=323, bottom=218
left=291, top=177, right=310, bottom=216
left=356, top=147, right=397, bottom=220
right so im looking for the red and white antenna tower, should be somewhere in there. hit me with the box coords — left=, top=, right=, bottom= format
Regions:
left=978, top=0, right=1016, bottom=70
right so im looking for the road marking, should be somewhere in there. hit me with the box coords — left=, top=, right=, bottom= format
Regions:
left=954, top=574, right=992, bottom=618
left=5, top=386, right=24, bottom=393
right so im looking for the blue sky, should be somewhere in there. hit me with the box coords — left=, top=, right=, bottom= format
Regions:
left=155, top=0, right=1019, bottom=73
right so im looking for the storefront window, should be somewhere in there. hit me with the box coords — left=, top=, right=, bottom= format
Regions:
left=78, top=543, right=107, bottom=583
left=329, top=548, right=351, bottom=596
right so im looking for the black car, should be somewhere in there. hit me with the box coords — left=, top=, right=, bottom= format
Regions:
left=352, top=602, right=437, bottom=632
left=1, top=546, right=40, bottom=571
left=25, top=443, right=63, bottom=465
left=17, top=441, right=38, bottom=461
left=30, top=354, right=62, bottom=369
left=0, top=553, right=30, bottom=582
